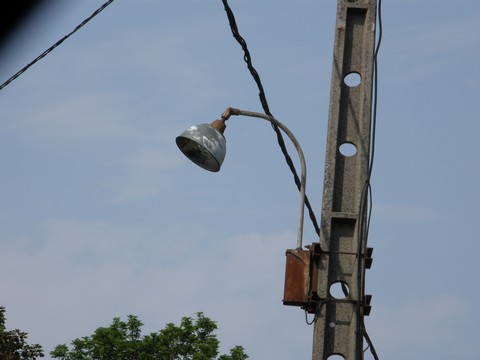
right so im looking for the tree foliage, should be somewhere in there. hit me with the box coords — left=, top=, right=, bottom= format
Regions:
left=51, top=312, right=248, bottom=360
left=0, top=306, right=44, bottom=360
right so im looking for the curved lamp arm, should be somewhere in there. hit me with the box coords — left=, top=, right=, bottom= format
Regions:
left=222, top=107, right=306, bottom=250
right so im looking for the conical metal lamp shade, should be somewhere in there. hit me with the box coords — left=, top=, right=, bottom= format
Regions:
left=176, top=123, right=226, bottom=172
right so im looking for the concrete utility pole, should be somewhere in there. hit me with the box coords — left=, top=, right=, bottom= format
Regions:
left=312, top=0, right=376, bottom=359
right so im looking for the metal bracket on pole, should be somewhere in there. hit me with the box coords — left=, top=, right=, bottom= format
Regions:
left=312, top=1, right=376, bottom=359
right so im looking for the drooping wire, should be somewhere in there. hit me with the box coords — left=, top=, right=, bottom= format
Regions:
left=222, top=0, right=382, bottom=357
left=304, top=300, right=327, bottom=326
left=357, top=1, right=383, bottom=359
left=0, top=0, right=115, bottom=92
left=368, top=0, right=383, bottom=179
left=221, top=0, right=321, bottom=238
left=364, top=322, right=380, bottom=359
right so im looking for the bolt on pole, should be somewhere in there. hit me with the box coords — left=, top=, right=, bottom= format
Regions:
left=312, top=1, right=376, bottom=359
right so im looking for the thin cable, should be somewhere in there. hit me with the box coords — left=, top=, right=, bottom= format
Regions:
left=304, top=309, right=316, bottom=326
left=364, top=323, right=380, bottom=360
left=304, top=301, right=327, bottom=326
left=368, top=0, right=383, bottom=179
left=0, top=0, right=115, bottom=92
left=356, top=180, right=371, bottom=360
left=221, top=0, right=321, bottom=238
left=358, top=1, right=382, bottom=359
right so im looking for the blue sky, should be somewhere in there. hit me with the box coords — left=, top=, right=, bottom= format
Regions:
left=1, top=1, right=479, bottom=359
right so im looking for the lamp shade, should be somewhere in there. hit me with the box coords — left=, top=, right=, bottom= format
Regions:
left=176, top=123, right=226, bottom=172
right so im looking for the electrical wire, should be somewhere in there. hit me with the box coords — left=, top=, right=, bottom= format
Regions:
left=221, top=0, right=383, bottom=358
left=2, top=1, right=323, bottom=241
left=221, top=0, right=321, bottom=238
left=0, top=0, right=115, bottom=92
left=368, top=0, right=383, bottom=179
left=304, top=301, right=327, bottom=326
left=221, top=2, right=383, bottom=357
left=305, top=310, right=316, bottom=326
left=357, top=0, right=383, bottom=359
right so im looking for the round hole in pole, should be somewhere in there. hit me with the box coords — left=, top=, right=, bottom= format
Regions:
left=329, top=281, right=350, bottom=299
left=327, top=355, right=345, bottom=360
left=339, top=142, right=357, bottom=157
left=344, top=72, right=361, bottom=87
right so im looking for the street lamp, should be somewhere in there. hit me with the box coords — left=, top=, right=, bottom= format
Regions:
left=176, top=1, right=379, bottom=358
left=176, top=107, right=306, bottom=250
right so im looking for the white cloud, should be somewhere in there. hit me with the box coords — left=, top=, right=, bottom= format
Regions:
left=115, top=147, right=182, bottom=202
left=5, top=89, right=142, bottom=142
left=2, top=2, right=480, bottom=360
left=2, top=13, right=230, bottom=144
left=0, top=217, right=312, bottom=359
left=369, top=295, right=470, bottom=354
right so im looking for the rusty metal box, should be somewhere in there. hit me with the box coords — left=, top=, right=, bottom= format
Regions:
left=283, top=249, right=311, bottom=307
